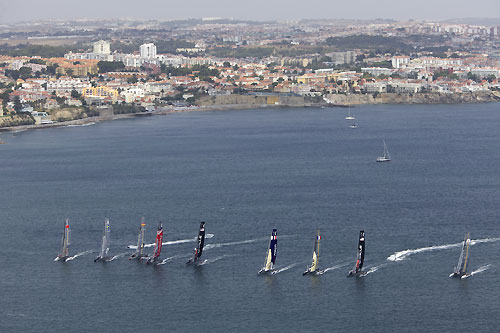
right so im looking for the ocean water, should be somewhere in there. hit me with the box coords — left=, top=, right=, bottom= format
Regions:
left=1, top=103, right=500, bottom=332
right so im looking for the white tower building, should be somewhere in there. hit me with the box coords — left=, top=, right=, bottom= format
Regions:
left=140, top=43, right=157, bottom=59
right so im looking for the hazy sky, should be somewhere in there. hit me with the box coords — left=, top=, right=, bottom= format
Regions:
left=1, top=0, right=499, bottom=23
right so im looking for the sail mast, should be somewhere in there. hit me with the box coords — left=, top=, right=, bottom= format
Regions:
left=60, top=218, right=70, bottom=258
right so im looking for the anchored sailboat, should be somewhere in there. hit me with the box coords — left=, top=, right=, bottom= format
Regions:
left=303, top=230, right=322, bottom=275
left=56, top=218, right=71, bottom=262
left=345, top=107, right=355, bottom=120
left=94, top=218, right=111, bottom=262
left=348, top=230, right=366, bottom=277
left=129, top=218, right=147, bottom=260
left=376, top=140, right=391, bottom=162
left=449, top=232, right=471, bottom=279
left=258, top=229, right=278, bottom=275
left=187, top=222, right=206, bottom=264
left=146, top=223, right=163, bottom=265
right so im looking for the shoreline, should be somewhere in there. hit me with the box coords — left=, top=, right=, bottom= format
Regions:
left=1, top=97, right=500, bottom=134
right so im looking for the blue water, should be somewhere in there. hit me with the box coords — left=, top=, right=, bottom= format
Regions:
left=1, top=104, right=500, bottom=332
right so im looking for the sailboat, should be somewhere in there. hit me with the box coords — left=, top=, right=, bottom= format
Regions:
left=348, top=230, right=366, bottom=277
left=345, top=107, right=355, bottom=120
left=349, top=121, right=357, bottom=129
left=449, top=232, right=471, bottom=279
left=94, top=218, right=111, bottom=262
left=376, top=140, right=391, bottom=162
left=303, top=230, right=322, bottom=275
left=129, top=218, right=147, bottom=260
left=258, top=229, right=278, bottom=275
left=146, top=223, right=164, bottom=265
left=187, top=222, right=206, bottom=264
left=56, top=218, right=71, bottom=262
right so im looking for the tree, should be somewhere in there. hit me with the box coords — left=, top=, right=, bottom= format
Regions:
left=97, top=61, right=125, bottom=73
left=13, top=96, right=22, bottom=112
left=71, top=89, right=81, bottom=99
left=223, top=61, right=231, bottom=67
left=66, top=69, right=74, bottom=77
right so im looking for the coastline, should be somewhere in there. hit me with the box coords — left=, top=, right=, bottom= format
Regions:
left=2, top=92, right=500, bottom=134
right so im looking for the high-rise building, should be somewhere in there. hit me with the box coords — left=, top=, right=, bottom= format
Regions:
left=140, top=43, right=157, bottom=59
left=93, top=40, right=111, bottom=55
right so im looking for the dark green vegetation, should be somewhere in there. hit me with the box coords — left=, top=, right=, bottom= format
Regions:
left=97, top=61, right=125, bottom=73
left=0, top=43, right=89, bottom=57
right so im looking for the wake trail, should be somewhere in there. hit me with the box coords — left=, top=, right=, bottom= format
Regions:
left=362, top=263, right=389, bottom=276
left=322, top=262, right=351, bottom=273
left=128, top=234, right=215, bottom=249
left=64, top=250, right=94, bottom=262
left=463, top=264, right=492, bottom=278
left=155, top=254, right=191, bottom=266
left=273, top=262, right=300, bottom=274
left=204, top=237, right=267, bottom=250
left=196, top=255, right=232, bottom=266
left=106, top=252, right=130, bottom=262
left=387, top=237, right=500, bottom=262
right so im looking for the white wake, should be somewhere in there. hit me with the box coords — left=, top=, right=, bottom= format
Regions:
left=128, top=234, right=214, bottom=249
left=204, top=237, right=267, bottom=250
left=196, top=255, right=231, bottom=266
left=362, top=263, right=389, bottom=276
left=272, top=263, right=299, bottom=274
left=64, top=250, right=93, bottom=262
left=155, top=254, right=191, bottom=265
left=106, top=252, right=130, bottom=262
left=462, top=264, right=492, bottom=279
left=387, top=237, right=500, bottom=262
left=322, top=262, right=351, bottom=273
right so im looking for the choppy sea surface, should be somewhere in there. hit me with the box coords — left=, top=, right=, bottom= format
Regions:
left=1, top=104, right=500, bottom=332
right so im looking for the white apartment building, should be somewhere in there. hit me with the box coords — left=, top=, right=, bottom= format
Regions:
left=140, top=43, right=157, bottom=59
left=46, top=79, right=91, bottom=94
left=93, top=40, right=111, bottom=55
left=392, top=56, right=411, bottom=69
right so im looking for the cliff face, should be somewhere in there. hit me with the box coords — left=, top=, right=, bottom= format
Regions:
left=325, top=91, right=500, bottom=105
left=0, top=114, right=35, bottom=127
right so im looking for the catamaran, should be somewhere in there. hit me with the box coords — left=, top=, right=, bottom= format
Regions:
left=94, top=218, right=111, bottom=262
left=348, top=230, right=366, bottom=277
left=345, top=107, right=355, bottom=120
left=449, top=232, right=471, bottom=279
left=146, top=223, right=163, bottom=265
left=56, top=218, right=71, bottom=262
left=187, top=222, right=206, bottom=264
left=258, top=229, right=278, bottom=275
left=129, top=218, right=147, bottom=260
left=376, top=140, right=391, bottom=162
left=303, top=230, right=322, bottom=275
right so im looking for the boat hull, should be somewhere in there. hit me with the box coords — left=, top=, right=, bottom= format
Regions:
left=258, top=268, right=276, bottom=275
left=303, top=269, right=323, bottom=276
left=347, top=270, right=366, bottom=277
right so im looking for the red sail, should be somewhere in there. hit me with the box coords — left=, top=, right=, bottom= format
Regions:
left=153, top=227, right=163, bottom=259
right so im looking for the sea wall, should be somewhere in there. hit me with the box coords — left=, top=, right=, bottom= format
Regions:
left=325, top=91, right=500, bottom=105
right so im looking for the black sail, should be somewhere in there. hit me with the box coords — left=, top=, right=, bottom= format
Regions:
left=356, top=230, right=365, bottom=272
left=196, top=222, right=206, bottom=259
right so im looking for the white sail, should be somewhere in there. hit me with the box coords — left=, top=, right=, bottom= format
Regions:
left=96, top=219, right=110, bottom=261
left=264, top=248, right=273, bottom=271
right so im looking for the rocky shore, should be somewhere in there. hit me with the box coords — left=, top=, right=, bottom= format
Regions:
left=1, top=91, right=499, bottom=133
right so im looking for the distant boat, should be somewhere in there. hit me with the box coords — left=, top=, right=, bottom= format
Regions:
left=349, top=122, right=357, bottom=129
left=258, top=229, right=277, bottom=275
left=303, top=230, right=322, bottom=275
left=348, top=230, right=366, bottom=277
left=56, top=219, right=71, bottom=262
left=187, top=222, right=206, bottom=264
left=94, top=219, right=111, bottom=262
left=376, top=140, right=391, bottom=162
left=449, top=233, right=471, bottom=279
left=146, top=223, right=163, bottom=265
left=129, top=218, right=147, bottom=260
left=345, top=107, right=355, bottom=120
